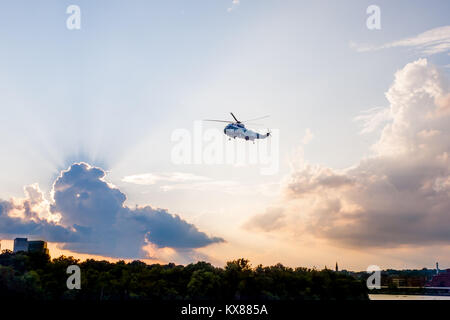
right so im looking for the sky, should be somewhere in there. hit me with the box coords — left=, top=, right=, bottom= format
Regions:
left=1, top=0, right=450, bottom=270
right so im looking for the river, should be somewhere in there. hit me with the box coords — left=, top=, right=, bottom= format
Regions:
left=370, top=294, right=450, bottom=300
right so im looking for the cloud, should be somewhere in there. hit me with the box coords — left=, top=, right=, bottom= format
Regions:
left=245, top=59, right=450, bottom=248
left=354, top=107, right=391, bottom=134
left=435, top=93, right=450, bottom=117
left=123, top=171, right=243, bottom=194
left=243, top=207, right=286, bottom=232
left=159, top=180, right=239, bottom=192
left=0, top=184, right=81, bottom=243
left=122, top=172, right=209, bottom=185
left=0, top=163, right=224, bottom=260
left=351, top=25, right=450, bottom=56
left=301, top=128, right=314, bottom=145
left=285, top=166, right=354, bottom=197
left=227, top=0, right=240, bottom=12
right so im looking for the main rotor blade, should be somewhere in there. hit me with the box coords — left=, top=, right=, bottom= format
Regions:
left=230, top=112, right=240, bottom=123
left=203, top=119, right=233, bottom=123
left=241, top=115, right=270, bottom=123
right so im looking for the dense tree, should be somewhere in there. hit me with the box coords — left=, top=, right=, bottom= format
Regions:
left=0, top=251, right=368, bottom=300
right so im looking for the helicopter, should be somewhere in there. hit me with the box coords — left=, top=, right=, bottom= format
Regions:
left=204, top=112, right=271, bottom=142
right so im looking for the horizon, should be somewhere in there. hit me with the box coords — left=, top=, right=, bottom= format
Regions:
left=0, top=238, right=447, bottom=273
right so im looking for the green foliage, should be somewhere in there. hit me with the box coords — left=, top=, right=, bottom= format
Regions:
left=0, top=251, right=368, bottom=300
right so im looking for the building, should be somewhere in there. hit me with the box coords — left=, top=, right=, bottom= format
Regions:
left=28, top=240, right=49, bottom=255
left=426, top=269, right=450, bottom=287
left=13, top=238, right=49, bottom=254
left=13, top=238, right=29, bottom=252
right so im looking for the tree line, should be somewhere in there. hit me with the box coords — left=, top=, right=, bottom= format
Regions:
left=0, top=250, right=368, bottom=300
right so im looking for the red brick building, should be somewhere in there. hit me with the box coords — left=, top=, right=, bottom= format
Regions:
left=426, top=269, right=450, bottom=287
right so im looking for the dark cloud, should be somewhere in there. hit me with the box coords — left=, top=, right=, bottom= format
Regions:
left=0, top=200, right=82, bottom=243
left=0, top=163, right=224, bottom=259
left=53, top=163, right=125, bottom=228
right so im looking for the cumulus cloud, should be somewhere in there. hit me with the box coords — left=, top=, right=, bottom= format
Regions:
left=0, top=163, right=224, bottom=260
left=286, top=166, right=354, bottom=197
left=246, top=59, right=450, bottom=248
left=351, top=25, right=450, bottom=56
left=227, top=0, right=240, bottom=12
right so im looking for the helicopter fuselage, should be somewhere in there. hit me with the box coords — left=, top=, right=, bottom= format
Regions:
left=224, top=123, right=269, bottom=141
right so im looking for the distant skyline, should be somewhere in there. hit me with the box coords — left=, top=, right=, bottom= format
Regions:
left=1, top=1, right=450, bottom=270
